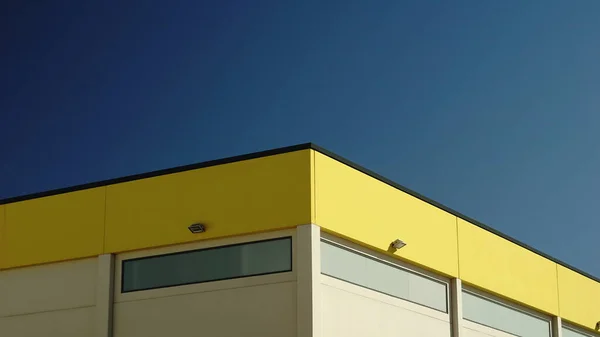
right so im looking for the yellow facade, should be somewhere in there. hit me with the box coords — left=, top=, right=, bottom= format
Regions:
left=457, top=219, right=559, bottom=315
left=557, top=265, right=600, bottom=330
left=1, top=188, right=105, bottom=269
left=0, top=205, right=4, bottom=268
left=313, top=152, right=459, bottom=277
left=0, top=144, right=599, bottom=331
left=310, top=150, right=316, bottom=223
left=104, top=150, right=312, bottom=253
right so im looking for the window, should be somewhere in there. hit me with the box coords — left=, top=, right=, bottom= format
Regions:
left=563, top=326, right=598, bottom=337
left=320, top=240, right=448, bottom=312
left=462, top=290, right=551, bottom=337
left=122, top=237, right=292, bottom=293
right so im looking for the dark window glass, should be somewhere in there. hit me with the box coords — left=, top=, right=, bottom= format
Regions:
left=122, top=237, right=292, bottom=293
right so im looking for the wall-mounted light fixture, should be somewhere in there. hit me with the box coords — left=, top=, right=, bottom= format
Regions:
left=188, top=223, right=206, bottom=234
left=390, top=239, right=407, bottom=249
left=388, top=239, right=407, bottom=253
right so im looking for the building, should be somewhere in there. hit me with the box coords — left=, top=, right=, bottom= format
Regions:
left=0, top=143, right=598, bottom=337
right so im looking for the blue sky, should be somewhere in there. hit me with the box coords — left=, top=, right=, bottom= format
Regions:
left=1, top=1, right=599, bottom=276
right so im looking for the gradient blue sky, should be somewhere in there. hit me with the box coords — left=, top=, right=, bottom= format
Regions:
left=1, top=1, right=599, bottom=276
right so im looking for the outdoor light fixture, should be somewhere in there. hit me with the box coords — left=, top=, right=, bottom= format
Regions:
left=390, top=239, right=407, bottom=250
left=188, top=223, right=206, bottom=234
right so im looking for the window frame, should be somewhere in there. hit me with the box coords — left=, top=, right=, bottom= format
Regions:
left=562, top=324, right=600, bottom=337
left=320, top=233, right=450, bottom=313
left=120, top=236, right=293, bottom=294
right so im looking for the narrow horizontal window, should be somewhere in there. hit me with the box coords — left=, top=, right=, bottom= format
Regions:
left=563, top=326, right=597, bottom=337
left=320, top=240, right=448, bottom=312
left=462, top=290, right=550, bottom=337
left=122, top=237, right=292, bottom=293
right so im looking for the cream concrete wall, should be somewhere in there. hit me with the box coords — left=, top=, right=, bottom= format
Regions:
left=0, top=257, right=97, bottom=337
left=112, top=230, right=297, bottom=337
left=321, top=275, right=451, bottom=337
left=113, top=281, right=297, bottom=337
left=0, top=307, right=95, bottom=337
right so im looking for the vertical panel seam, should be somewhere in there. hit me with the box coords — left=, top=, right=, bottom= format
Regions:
left=555, top=263, right=561, bottom=316
left=0, top=206, right=5, bottom=269
left=312, top=150, right=317, bottom=224
left=102, top=186, right=108, bottom=254
left=455, top=217, right=461, bottom=278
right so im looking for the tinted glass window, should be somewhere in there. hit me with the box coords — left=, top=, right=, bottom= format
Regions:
left=463, top=291, right=550, bottom=337
left=563, top=327, right=597, bottom=337
left=321, top=240, right=447, bottom=312
left=122, top=237, right=292, bottom=292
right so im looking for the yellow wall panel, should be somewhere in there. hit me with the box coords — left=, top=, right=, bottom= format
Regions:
left=557, top=265, right=600, bottom=330
left=457, top=219, right=559, bottom=314
left=104, top=150, right=311, bottom=253
left=314, top=152, right=459, bottom=277
left=310, top=150, right=316, bottom=224
left=0, top=205, right=5, bottom=268
left=1, top=188, right=105, bottom=269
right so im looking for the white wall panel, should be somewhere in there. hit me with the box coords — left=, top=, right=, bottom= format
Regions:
left=321, top=276, right=450, bottom=337
left=113, top=281, right=296, bottom=337
left=0, top=307, right=95, bottom=337
left=0, top=258, right=97, bottom=317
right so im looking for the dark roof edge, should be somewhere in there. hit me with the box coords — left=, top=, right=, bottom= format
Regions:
left=0, top=143, right=314, bottom=206
left=309, top=143, right=600, bottom=284
left=1, top=142, right=598, bottom=284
